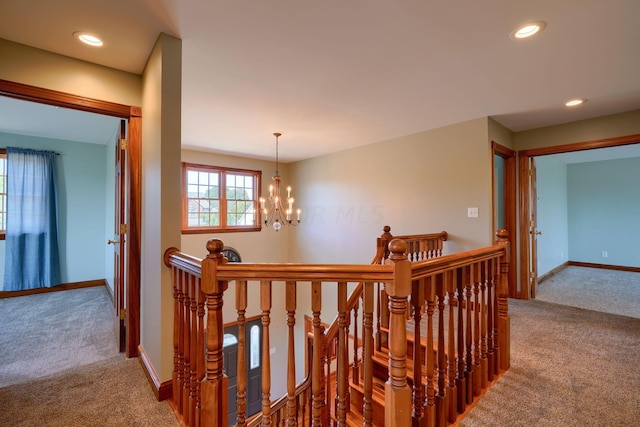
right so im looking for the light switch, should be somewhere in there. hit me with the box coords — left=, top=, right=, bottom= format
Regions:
left=468, top=207, right=479, bottom=218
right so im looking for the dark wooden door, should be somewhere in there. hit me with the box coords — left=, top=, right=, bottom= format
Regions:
left=223, top=318, right=262, bottom=426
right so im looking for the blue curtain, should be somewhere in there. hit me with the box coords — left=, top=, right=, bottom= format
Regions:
left=3, top=147, right=61, bottom=290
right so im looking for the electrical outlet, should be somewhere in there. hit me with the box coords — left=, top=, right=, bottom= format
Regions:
left=602, top=251, right=608, bottom=258
left=467, top=207, right=479, bottom=218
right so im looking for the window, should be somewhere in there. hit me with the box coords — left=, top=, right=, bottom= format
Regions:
left=182, top=163, right=261, bottom=233
left=0, top=149, right=5, bottom=239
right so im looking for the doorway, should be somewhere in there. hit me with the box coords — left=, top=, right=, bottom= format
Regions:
left=492, top=142, right=517, bottom=297
left=518, top=134, right=640, bottom=299
left=0, top=79, right=142, bottom=357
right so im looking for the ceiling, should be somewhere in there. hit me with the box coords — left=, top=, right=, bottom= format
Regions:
left=0, top=0, right=639, bottom=162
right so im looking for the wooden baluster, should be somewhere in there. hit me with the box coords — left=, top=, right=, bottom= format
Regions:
left=183, top=272, right=192, bottom=423
left=464, top=265, right=474, bottom=404
left=201, top=238, right=228, bottom=427
left=236, top=280, right=248, bottom=426
left=435, top=274, right=446, bottom=427
left=172, top=265, right=184, bottom=416
left=311, top=281, right=324, bottom=427
left=352, top=300, right=360, bottom=386
left=486, top=258, right=495, bottom=381
left=446, top=271, right=457, bottom=423
left=323, top=340, right=331, bottom=425
left=336, top=282, right=348, bottom=426
left=261, top=280, right=273, bottom=426
left=375, top=282, right=382, bottom=352
left=496, top=229, right=511, bottom=370
left=302, top=388, right=310, bottom=427
left=195, top=276, right=205, bottom=427
left=411, top=278, right=425, bottom=426
left=286, top=281, right=297, bottom=427
left=425, top=276, right=436, bottom=425
left=189, top=274, right=199, bottom=424
left=385, top=239, right=412, bottom=427
left=472, top=263, right=482, bottom=397
left=480, top=261, right=489, bottom=390
left=455, top=267, right=466, bottom=414
left=363, top=282, right=374, bottom=427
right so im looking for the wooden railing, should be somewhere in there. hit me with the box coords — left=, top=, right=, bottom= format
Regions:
left=165, top=228, right=509, bottom=427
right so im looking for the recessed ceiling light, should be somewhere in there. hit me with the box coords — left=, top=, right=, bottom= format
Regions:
left=565, top=98, right=586, bottom=107
left=73, top=31, right=104, bottom=47
left=511, top=21, right=547, bottom=39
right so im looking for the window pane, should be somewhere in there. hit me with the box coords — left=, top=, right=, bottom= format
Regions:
left=0, top=155, right=6, bottom=231
left=250, top=325, right=260, bottom=369
left=183, top=164, right=258, bottom=231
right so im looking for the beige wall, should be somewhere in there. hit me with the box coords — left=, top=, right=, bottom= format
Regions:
left=289, top=117, right=495, bottom=266
left=140, top=33, right=182, bottom=382
left=0, top=38, right=141, bottom=106
left=515, top=109, right=640, bottom=150
left=489, top=118, right=514, bottom=150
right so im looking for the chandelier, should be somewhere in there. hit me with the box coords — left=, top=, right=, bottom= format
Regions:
left=260, top=132, right=301, bottom=231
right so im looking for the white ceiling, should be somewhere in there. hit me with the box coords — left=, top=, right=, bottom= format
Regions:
left=0, top=0, right=639, bottom=162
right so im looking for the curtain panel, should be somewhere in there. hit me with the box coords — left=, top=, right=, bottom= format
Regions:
left=2, top=147, right=61, bottom=290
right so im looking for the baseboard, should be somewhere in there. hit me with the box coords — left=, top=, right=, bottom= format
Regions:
left=138, top=345, right=173, bottom=402
left=568, top=261, right=640, bottom=273
left=104, top=279, right=114, bottom=303
left=0, top=279, right=107, bottom=299
left=538, top=262, right=569, bottom=283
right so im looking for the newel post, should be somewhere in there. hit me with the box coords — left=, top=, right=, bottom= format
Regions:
left=384, top=239, right=412, bottom=426
left=201, top=239, right=229, bottom=427
left=496, top=229, right=511, bottom=371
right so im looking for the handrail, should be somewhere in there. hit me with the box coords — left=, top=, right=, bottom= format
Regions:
left=245, top=373, right=312, bottom=427
left=325, top=226, right=448, bottom=344
left=165, top=226, right=508, bottom=427
left=409, top=244, right=505, bottom=279
left=215, top=263, right=393, bottom=282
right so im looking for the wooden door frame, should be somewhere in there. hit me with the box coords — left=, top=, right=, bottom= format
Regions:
left=492, top=142, right=517, bottom=298
left=518, top=133, right=640, bottom=300
left=0, top=79, right=142, bottom=357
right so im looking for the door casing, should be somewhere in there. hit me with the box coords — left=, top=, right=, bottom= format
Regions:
left=0, top=79, right=142, bottom=357
left=518, top=133, right=640, bottom=300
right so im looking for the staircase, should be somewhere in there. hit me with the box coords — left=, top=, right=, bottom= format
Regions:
left=165, top=226, right=510, bottom=427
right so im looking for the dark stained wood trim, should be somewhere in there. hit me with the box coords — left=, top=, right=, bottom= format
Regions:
left=0, top=79, right=142, bottom=358
left=0, top=279, right=106, bottom=299
left=138, top=345, right=173, bottom=401
left=518, top=133, right=640, bottom=301
left=568, top=261, right=640, bottom=273
left=518, top=155, right=530, bottom=300
left=537, top=262, right=569, bottom=283
left=519, top=133, right=640, bottom=157
left=0, top=79, right=131, bottom=117
left=492, top=142, right=517, bottom=298
left=127, top=109, right=142, bottom=358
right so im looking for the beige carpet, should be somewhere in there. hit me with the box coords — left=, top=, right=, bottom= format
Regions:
left=536, top=266, right=640, bottom=319
left=0, top=286, right=179, bottom=426
left=0, top=286, right=119, bottom=387
left=0, top=355, right=178, bottom=426
left=460, top=266, right=640, bottom=427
